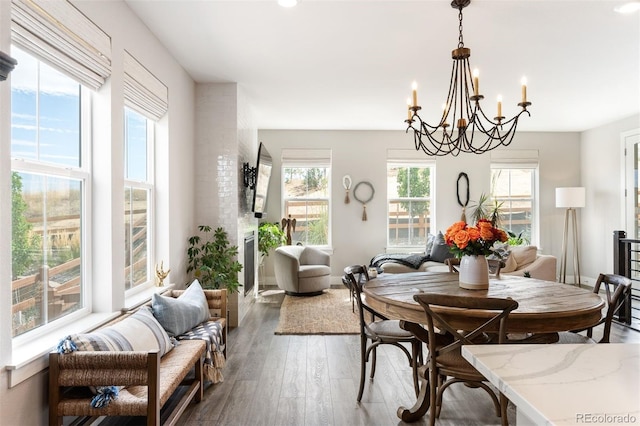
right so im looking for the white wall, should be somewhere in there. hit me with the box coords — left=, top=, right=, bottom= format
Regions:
left=581, top=114, right=640, bottom=282
left=258, top=130, right=581, bottom=280
left=0, top=1, right=196, bottom=424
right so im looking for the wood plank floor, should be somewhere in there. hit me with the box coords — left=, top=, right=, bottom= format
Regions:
left=178, top=290, right=640, bottom=426
left=103, top=289, right=640, bottom=425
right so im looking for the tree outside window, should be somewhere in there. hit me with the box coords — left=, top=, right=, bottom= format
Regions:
left=282, top=167, right=330, bottom=246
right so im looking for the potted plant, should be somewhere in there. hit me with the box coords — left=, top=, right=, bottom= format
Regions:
left=258, top=222, right=286, bottom=263
left=186, top=225, right=243, bottom=294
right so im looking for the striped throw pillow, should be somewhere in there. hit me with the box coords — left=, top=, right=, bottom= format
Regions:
left=70, top=307, right=173, bottom=357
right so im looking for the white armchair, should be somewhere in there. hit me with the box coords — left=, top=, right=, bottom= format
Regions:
left=274, top=245, right=331, bottom=296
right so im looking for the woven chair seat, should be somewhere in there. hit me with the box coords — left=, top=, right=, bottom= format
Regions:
left=367, top=319, right=415, bottom=339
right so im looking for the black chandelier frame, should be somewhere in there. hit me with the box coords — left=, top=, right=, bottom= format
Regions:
left=405, top=0, right=531, bottom=156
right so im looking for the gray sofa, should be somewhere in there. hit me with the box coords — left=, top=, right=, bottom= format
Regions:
left=274, top=245, right=331, bottom=296
left=376, top=245, right=558, bottom=282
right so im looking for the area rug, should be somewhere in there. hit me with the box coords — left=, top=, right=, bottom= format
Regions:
left=274, top=288, right=360, bottom=335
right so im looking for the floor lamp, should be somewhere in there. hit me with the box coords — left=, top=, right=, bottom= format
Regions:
left=556, top=187, right=585, bottom=286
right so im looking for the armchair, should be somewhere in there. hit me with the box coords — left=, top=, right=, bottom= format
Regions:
left=274, top=245, right=331, bottom=296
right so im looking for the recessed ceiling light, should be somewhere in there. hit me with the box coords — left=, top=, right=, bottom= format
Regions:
left=278, top=0, right=298, bottom=7
left=614, top=2, right=640, bottom=14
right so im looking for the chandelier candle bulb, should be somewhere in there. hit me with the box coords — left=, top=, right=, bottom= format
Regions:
left=473, top=69, right=479, bottom=96
left=497, top=95, right=502, bottom=117
left=407, top=98, right=412, bottom=121
left=521, top=76, right=527, bottom=103
left=411, top=81, right=418, bottom=107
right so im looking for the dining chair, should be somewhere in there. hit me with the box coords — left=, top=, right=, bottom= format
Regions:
left=558, top=273, right=632, bottom=344
left=407, top=293, right=519, bottom=426
left=445, top=257, right=505, bottom=277
left=343, top=265, right=423, bottom=402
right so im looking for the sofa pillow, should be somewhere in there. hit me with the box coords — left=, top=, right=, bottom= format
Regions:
left=64, top=306, right=173, bottom=357
left=152, top=279, right=210, bottom=336
left=425, top=233, right=436, bottom=257
left=488, top=242, right=517, bottom=273
left=511, top=245, right=538, bottom=268
left=430, top=231, right=454, bottom=263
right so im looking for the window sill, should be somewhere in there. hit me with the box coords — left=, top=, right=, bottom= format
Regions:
left=7, top=284, right=175, bottom=388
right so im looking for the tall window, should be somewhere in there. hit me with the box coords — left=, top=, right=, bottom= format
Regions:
left=387, top=164, right=433, bottom=247
left=491, top=166, right=537, bottom=244
left=124, top=108, right=154, bottom=291
left=10, top=46, right=89, bottom=337
left=282, top=166, right=331, bottom=246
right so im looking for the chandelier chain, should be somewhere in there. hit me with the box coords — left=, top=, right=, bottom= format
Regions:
left=458, top=8, right=464, bottom=48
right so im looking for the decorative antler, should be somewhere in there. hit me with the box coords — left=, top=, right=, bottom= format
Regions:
left=155, top=261, right=170, bottom=287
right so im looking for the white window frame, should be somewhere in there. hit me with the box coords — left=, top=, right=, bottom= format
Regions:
left=124, top=107, right=155, bottom=295
left=490, top=163, right=540, bottom=247
left=281, top=152, right=332, bottom=248
left=386, top=162, right=435, bottom=250
left=10, top=58, right=93, bottom=346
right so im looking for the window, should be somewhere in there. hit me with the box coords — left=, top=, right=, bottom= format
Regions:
left=387, top=164, right=433, bottom=248
left=124, top=108, right=154, bottom=291
left=282, top=158, right=331, bottom=246
left=10, top=46, right=89, bottom=337
left=490, top=166, right=538, bottom=245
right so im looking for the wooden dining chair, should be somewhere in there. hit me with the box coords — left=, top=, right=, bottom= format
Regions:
left=343, top=265, right=423, bottom=402
left=558, top=273, right=632, bottom=344
left=405, top=293, right=518, bottom=426
left=445, top=257, right=505, bottom=277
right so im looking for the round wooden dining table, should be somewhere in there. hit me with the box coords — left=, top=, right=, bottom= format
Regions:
left=362, top=271, right=606, bottom=422
left=362, top=271, right=605, bottom=333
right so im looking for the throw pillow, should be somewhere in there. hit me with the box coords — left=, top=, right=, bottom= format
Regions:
left=152, top=279, right=210, bottom=336
left=430, top=231, right=454, bottom=263
left=488, top=242, right=517, bottom=273
left=68, top=306, right=173, bottom=357
left=424, top=233, right=436, bottom=257
left=511, top=245, right=538, bottom=268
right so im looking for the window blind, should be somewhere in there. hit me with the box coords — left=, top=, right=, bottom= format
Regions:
left=124, top=51, right=168, bottom=121
left=490, top=149, right=539, bottom=166
left=281, top=149, right=331, bottom=167
left=11, top=0, right=112, bottom=90
left=387, top=149, right=435, bottom=166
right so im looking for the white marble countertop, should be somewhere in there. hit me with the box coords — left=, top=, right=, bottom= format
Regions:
left=462, top=343, right=640, bottom=425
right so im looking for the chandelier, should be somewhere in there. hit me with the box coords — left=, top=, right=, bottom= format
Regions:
left=405, top=0, right=531, bottom=156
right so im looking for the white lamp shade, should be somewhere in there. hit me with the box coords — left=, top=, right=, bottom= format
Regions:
left=556, top=187, right=586, bottom=208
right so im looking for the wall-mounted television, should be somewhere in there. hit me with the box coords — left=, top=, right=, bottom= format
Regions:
left=251, top=142, right=273, bottom=218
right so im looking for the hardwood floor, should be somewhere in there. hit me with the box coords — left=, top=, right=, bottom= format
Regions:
left=105, top=290, right=640, bottom=425
left=179, top=291, right=640, bottom=426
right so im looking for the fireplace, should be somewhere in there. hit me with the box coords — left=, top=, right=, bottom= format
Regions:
left=244, top=233, right=255, bottom=296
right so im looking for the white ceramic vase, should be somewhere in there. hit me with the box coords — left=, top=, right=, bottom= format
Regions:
left=459, top=254, right=489, bottom=290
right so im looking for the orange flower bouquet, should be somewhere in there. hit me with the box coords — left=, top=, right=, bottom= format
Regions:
left=445, top=219, right=508, bottom=258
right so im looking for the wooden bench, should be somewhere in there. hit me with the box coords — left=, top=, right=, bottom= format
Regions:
left=48, top=288, right=227, bottom=426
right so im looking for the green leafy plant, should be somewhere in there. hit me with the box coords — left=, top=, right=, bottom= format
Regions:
left=258, top=222, right=285, bottom=259
left=470, top=192, right=503, bottom=228
left=507, top=230, right=530, bottom=246
left=523, top=271, right=531, bottom=278
left=187, top=225, right=243, bottom=293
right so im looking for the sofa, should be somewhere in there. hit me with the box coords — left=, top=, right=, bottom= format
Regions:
left=274, top=245, right=331, bottom=296
left=49, top=283, right=227, bottom=426
left=373, top=241, right=557, bottom=282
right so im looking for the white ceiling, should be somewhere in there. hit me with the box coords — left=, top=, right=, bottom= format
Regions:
left=124, top=0, right=640, bottom=132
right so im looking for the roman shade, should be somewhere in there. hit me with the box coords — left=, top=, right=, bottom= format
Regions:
left=124, top=51, right=168, bottom=121
left=281, top=148, right=331, bottom=166
left=11, top=0, right=112, bottom=90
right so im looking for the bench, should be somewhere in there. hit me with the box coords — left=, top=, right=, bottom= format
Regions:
left=49, top=288, right=227, bottom=426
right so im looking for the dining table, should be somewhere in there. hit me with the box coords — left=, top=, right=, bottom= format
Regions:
left=361, top=271, right=606, bottom=422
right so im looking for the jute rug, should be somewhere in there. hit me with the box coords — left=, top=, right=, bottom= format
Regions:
left=274, top=288, right=360, bottom=335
